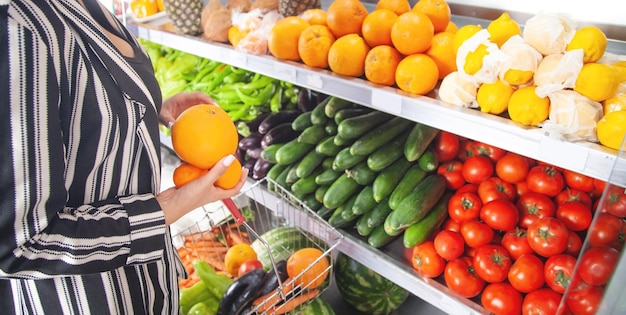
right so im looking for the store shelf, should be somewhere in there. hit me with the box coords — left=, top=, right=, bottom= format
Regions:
left=131, top=21, right=625, bottom=187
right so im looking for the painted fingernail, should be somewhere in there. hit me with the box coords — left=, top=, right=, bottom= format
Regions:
left=167, top=121, right=174, bottom=129
left=222, top=155, right=235, bottom=166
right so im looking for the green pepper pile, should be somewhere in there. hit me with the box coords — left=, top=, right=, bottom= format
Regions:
left=179, top=260, right=233, bottom=315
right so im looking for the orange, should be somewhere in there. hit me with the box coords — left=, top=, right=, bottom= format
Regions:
left=364, top=45, right=402, bottom=86
left=156, top=0, right=165, bottom=12
left=299, top=8, right=328, bottom=25
left=173, top=162, right=208, bottom=188
left=326, top=0, right=369, bottom=38
left=130, top=0, right=158, bottom=18
left=390, top=11, right=434, bottom=55
left=228, top=25, right=248, bottom=49
left=412, top=0, right=451, bottom=33
left=171, top=104, right=238, bottom=169
left=215, top=157, right=243, bottom=189
left=267, top=16, right=310, bottom=61
left=328, top=34, right=370, bottom=77
left=375, top=0, right=411, bottom=15
left=445, top=21, right=458, bottom=33
left=395, top=54, right=439, bottom=95
left=298, top=24, right=336, bottom=68
left=426, top=31, right=457, bottom=79
left=225, top=244, right=258, bottom=277
left=287, top=248, right=330, bottom=289
left=361, top=9, right=398, bottom=47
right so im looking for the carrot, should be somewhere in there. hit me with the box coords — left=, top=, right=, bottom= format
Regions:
left=251, top=278, right=301, bottom=313
left=265, top=289, right=320, bottom=315
left=185, top=239, right=225, bottom=249
left=227, top=230, right=250, bottom=245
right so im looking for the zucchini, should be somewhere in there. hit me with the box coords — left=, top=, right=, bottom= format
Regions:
left=324, top=96, right=353, bottom=118
left=372, top=157, right=412, bottom=202
left=337, top=110, right=393, bottom=139
left=298, top=125, right=328, bottom=144
left=345, top=160, right=378, bottom=186
left=366, top=130, right=410, bottom=172
left=332, top=147, right=367, bottom=171
left=316, top=136, right=344, bottom=156
left=403, top=192, right=452, bottom=248
left=352, top=185, right=378, bottom=215
left=310, top=96, right=331, bottom=126
left=417, top=149, right=439, bottom=172
left=384, top=174, right=447, bottom=236
left=388, top=165, right=427, bottom=210
left=275, top=139, right=314, bottom=165
left=368, top=225, right=398, bottom=248
left=334, top=108, right=372, bottom=125
left=295, top=150, right=325, bottom=178
left=315, top=168, right=342, bottom=186
left=404, top=122, right=439, bottom=162
left=322, top=173, right=361, bottom=209
left=350, top=116, right=413, bottom=156
left=260, top=143, right=284, bottom=164
left=291, top=111, right=313, bottom=131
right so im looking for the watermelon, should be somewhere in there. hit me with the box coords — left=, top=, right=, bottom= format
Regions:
left=334, top=253, right=409, bottom=315
left=287, top=296, right=336, bottom=315
left=250, top=226, right=317, bottom=270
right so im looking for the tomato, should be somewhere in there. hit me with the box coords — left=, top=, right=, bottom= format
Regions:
left=456, top=183, right=478, bottom=194
left=462, top=155, right=494, bottom=184
left=587, top=213, right=624, bottom=248
left=501, top=228, right=534, bottom=260
left=527, top=217, right=569, bottom=257
left=448, top=192, right=482, bottom=222
left=522, top=288, right=562, bottom=315
left=473, top=141, right=506, bottom=162
left=515, top=180, right=530, bottom=197
left=473, top=244, right=512, bottom=283
left=526, top=165, right=565, bottom=197
left=555, top=188, right=593, bottom=207
left=432, top=131, right=460, bottom=162
left=238, top=259, right=263, bottom=276
left=577, top=246, right=620, bottom=286
left=411, top=241, right=445, bottom=278
left=600, top=185, right=626, bottom=218
left=554, top=201, right=591, bottom=232
left=544, top=254, right=577, bottom=294
left=437, top=161, right=466, bottom=190
left=433, top=230, right=465, bottom=261
left=457, top=139, right=477, bottom=161
left=442, top=217, right=461, bottom=232
left=563, top=169, right=595, bottom=192
left=495, top=152, right=530, bottom=184
left=516, top=192, right=557, bottom=229
left=565, top=230, right=583, bottom=257
left=479, top=198, right=519, bottom=232
left=566, top=282, right=603, bottom=315
left=507, top=253, right=544, bottom=293
left=443, top=257, right=486, bottom=298
left=481, top=282, right=523, bottom=315
left=477, top=177, right=516, bottom=203
left=592, top=178, right=607, bottom=200
left=460, top=220, right=494, bottom=248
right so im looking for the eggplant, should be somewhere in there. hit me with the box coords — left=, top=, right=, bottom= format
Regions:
left=217, top=268, right=267, bottom=315
left=238, top=132, right=263, bottom=151
left=245, top=112, right=271, bottom=134
left=252, top=158, right=274, bottom=180
left=297, top=89, right=319, bottom=113
left=258, top=110, right=301, bottom=135
left=246, top=147, right=263, bottom=160
left=243, top=158, right=257, bottom=176
left=260, top=123, right=299, bottom=149
left=257, top=260, right=289, bottom=296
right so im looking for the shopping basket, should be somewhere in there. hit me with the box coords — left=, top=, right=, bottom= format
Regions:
left=172, top=178, right=343, bottom=314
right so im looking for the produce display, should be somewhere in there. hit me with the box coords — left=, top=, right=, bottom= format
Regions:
left=127, top=0, right=165, bottom=19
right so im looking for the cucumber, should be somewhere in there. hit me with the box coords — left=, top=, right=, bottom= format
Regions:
left=260, top=143, right=283, bottom=164
left=356, top=197, right=392, bottom=236
left=372, top=157, right=412, bottom=202
left=266, top=163, right=288, bottom=190
left=345, top=160, right=378, bottom=186
left=351, top=185, right=378, bottom=215
left=356, top=212, right=375, bottom=236
left=350, top=117, right=413, bottom=156
left=315, top=168, right=342, bottom=186
left=298, top=125, right=328, bottom=144
left=291, top=168, right=323, bottom=196
left=368, top=225, right=398, bottom=248
left=322, top=157, right=335, bottom=170
left=333, top=134, right=353, bottom=146
left=317, top=206, right=334, bottom=220
left=366, top=130, right=410, bottom=172
left=328, top=194, right=358, bottom=228
left=332, top=147, right=367, bottom=171
left=291, top=111, right=313, bottom=131
left=325, top=119, right=338, bottom=135
left=275, top=139, right=314, bottom=165
left=315, top=185, right=330, bottom=203
left=301, top=193, right=323, bottom=212
left=384, top=175, right=447, bottom=236
left=324, top=96, right=353, bottom=118
left=417, top=149, right=439, bottom=172
left=310, top=96, right=331, bottom=126
left=337, top=110, right=393, bottom=139
left=285, top=163, right=301, bottom=186
left=403, top=192, right=452, bottom=248
left=334, top=108, right=372, bottom=125
left=273, top=164, right=294, bottom=191
left=340, top=193, right=362, bottom=221
left=388, top=165, right=427, bottom=210
left=322, top=173, right=361, bottom=209
left=296, top=149, right=325, bottom=178
left=404, top=122, right=439, bottom=162
left=316, top=136, right=344, bottom=156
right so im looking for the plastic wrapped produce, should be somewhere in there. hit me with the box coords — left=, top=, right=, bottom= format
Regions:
left=456, top=29, right=509, bottom=84
left=522, top=13, right=577, bottom=56
left=498, top=35, right=543, bottom=86
left=533, top=50, right=584, bottom=97
left=541, top=90, right=603, bottom=142
left=438, top=71, right=480, bottom=108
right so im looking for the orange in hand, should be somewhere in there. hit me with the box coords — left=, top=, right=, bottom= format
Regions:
left=173, top=162, right=208, bottom=188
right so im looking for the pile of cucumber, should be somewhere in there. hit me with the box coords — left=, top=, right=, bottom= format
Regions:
left=264, top=96, right=451, bottom=249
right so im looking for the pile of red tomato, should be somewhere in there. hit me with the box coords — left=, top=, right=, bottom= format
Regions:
left=408, top=131, right=626, bottom=315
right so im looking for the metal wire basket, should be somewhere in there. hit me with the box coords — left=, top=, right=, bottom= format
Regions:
left=172, top=178, right=343, bottom=314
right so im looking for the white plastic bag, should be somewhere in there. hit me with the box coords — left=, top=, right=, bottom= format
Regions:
left=522, top=12, right=577, bottom=56
left=456, top=29, right=509, bottom=84
left=498, top=35, right=543, bottom=86
left=534, top=50, right=584, bottom=97
left=438, top=71, right=480, bottom=108
left=540, top=90, right=603, bottom=142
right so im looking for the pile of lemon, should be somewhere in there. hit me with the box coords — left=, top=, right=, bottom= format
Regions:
left=438, top=12, right=626, bottom=150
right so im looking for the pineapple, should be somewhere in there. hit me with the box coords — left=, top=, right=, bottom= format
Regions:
left=163, top=0, right=204, bottom=35
left=278, top=0, right=321, bottom=17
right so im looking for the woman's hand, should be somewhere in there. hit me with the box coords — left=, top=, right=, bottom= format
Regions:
left=159, top=91, right=216, bottom=128
left=157, top=155, right=249, bottom=225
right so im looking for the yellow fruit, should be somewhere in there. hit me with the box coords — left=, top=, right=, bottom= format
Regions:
left=445, top=21, right=458, bottom=33
left=502, top=69, right=534, bottom=86
left=328, top=34, right=370, bottom=77
left=507, top=85, right=550, bottom=126
left=476, top=79, right=515, bottom=115
left=603, top=93, right=626, bottom=115
left=574, top=63, right=619, bottom=102
left=566, top=26, right=607, bottom=63
left=395, top=54, right=439, bottom=95
left=487, top=12, right=521, bottom=47
left=224, top=244, right=258, bottom=277
left=453, top=24, right=482, bottom=53
left=463, top=44, right=489, bottom=76
left=597, top=110, right=626, bottom=150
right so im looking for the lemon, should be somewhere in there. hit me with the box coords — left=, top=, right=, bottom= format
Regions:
left=613, top=63, right=626, bottom=82
left=453, top=24, right=482, bottom=53
left=507, top=85, right=550, bottom=126
left=574, top=63, right=619, bottom=102
left=603, top=93, right=626, bottom=114
left=464, top=44, right=489, bottom=75
left=566, top=26, right=607, bottom=63
left=487, top=12, right=521, bottom=47
left=477, top=79, right=515, bottom=114
left=597, top=110, right=626, bottom=150
left=503, top=69, right=535, bottom=86
left=224, top=243, right=258, bottom=277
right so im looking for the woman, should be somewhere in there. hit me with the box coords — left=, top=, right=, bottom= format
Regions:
left=0, top=0, right=248, bottom=314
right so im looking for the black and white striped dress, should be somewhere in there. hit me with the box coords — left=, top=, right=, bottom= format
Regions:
left=0, top=0, right=185, bottom=313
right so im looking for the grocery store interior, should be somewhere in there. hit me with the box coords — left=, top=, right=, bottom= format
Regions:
left=111, top=0, right=626, bottom=314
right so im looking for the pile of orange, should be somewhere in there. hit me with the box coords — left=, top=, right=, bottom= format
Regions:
left=266, top=0, right=457, bottom=96
left=171, top=104, right=242, bottom=189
